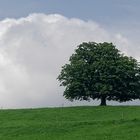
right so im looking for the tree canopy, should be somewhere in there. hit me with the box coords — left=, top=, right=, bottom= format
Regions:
left=58, top=42, right=140, bottom=105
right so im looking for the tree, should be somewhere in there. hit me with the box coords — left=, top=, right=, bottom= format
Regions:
left=57, top=42, right=140, bottom=106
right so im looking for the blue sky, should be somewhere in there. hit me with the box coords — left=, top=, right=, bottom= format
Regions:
left=0, top=0, right=139, bottom=40
left=0, top=0, right=139, bottom=24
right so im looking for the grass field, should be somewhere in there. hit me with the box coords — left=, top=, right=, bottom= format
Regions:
left=0, top=106, right=140, bottom=140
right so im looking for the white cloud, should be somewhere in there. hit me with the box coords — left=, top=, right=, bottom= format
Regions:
left=0, top=13, right=139, bottom=108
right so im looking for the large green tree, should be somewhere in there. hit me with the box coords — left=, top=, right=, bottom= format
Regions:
left=58, top=42, right=140, bottom=106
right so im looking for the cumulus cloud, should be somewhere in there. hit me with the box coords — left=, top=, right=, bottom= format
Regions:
left=0, top=13, right=139, bottom=108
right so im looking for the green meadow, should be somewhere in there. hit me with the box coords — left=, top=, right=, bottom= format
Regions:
left=0, top=106, right=140, bottom=140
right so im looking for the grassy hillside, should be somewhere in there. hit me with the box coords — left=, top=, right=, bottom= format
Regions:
left=0, top=106, right=140, bottom=140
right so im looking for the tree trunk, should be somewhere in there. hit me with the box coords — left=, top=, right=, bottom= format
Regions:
left=100, top=96, right=107, bottom=106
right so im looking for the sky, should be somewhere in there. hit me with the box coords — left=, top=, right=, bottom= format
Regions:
left=0, top=0, right=140, bottom=108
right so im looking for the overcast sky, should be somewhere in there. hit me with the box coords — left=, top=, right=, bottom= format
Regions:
left=0, top=0, right=140, bottom=108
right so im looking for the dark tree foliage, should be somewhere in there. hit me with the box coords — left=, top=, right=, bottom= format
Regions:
left=58, top=42, right=140, bottom=106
